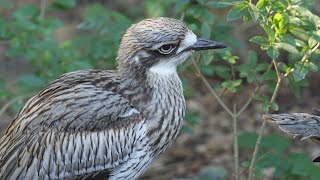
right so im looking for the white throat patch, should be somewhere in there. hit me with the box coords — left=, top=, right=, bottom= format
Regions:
left=177, top=30, right=197, bottom=53
left=149, top=62, right=177, bottom=75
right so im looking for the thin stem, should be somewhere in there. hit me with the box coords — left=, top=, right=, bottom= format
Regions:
left=248, top=59, right=282, bottom=180
left=179, top=12, right=185, bottom=21
left=236, top=86, right=259, bottom=117
left=40, top=0, right=47, bottom=19
left=301, top=42, right=320, bottom=62
left=191, top=58, right=233, bottom=116
left=192, top=57, right=261, bottom=179
left=233, top=103, right=239, bottom=180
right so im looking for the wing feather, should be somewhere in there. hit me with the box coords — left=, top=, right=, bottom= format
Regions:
left=0, top=70, right=145, bottom=179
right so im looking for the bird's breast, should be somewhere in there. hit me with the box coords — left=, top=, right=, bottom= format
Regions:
left=144, top=73, right=186, bottom=157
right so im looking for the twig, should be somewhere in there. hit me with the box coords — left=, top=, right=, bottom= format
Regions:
left=239, top=150, right=274, bottom=176
left=179, top=12, right=185, bottom=21
left=40, top=0, right=47, bottom=19
left=301, top=42, right=320, bottom=62
left=192, top=57, right=261, bottom=180
left=236, top=86, right=259, bottom=117
left=232, top=103, right=239, bottom=180
left=191, top=58, right=233, bottom=116
left=248, top=59, right=282, bottom=179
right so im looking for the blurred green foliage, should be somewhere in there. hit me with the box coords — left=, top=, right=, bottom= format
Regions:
left=240, top=132, right=320, bottom=179
left=0, top=0, right=320, bottom=179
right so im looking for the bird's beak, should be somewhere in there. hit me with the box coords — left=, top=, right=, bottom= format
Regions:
left=185, top=38, right=227, bottom=51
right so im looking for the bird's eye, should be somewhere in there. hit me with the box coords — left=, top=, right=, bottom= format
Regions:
left=158, top=44, right=175, bottom=54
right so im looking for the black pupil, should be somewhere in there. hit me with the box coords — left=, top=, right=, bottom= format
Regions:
left=161, top=44, right=172, bottom=51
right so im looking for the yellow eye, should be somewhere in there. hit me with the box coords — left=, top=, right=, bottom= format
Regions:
left=158, top=44, right=175, bottom=54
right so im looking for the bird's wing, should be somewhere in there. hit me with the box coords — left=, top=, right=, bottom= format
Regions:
left=263, top=113, right=320, bottom=140
left=0, top=70, right=147, bottom=179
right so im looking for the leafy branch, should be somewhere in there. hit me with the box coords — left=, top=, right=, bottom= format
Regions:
left=192, top=57, right=259, bottom=180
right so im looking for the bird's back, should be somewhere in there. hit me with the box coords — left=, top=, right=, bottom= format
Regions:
left=0, top=69, right=146, bottom=179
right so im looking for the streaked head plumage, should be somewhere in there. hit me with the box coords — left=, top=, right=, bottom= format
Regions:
left=117, top=17, right=226, bottom=76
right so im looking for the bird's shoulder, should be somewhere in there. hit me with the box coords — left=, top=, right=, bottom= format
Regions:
left=0, top=70, right=147, bottom=179
left=6, top=69, right=143, bottom=134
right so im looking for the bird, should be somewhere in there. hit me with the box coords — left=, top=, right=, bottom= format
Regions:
left=263, top=109, right=320, bottom=162
left=0, top=17, right=227, bottom=180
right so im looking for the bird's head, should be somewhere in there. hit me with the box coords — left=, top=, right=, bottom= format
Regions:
left=117, top=17, right=226, bottom=76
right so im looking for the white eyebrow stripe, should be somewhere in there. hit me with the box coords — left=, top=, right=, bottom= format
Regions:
left=176, top=30, right=197, bottom=53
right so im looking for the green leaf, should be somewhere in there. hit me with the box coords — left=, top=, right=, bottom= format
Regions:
left=227, top=3, right=248, bottom=21
left=201, top=21, right=211, bottom=39
left=215, top=65, right=230, bottom=79
left=276, top=43, right=299, bottom=54
left=262, top=25, right=275, bottom=42
left=0, top=18, right=10, bottom=39
left=13, top=4, right=39, bottom=19
left=308, top=36, right=318, bottom=48
left=248, top=3, right=261, bottom=22
left=249, top=36, right=269, bottom=46
left=201, top=51, right=214, bottom=65
left=241, top=161, right=250, bottom=168
left=180, top=125, right=194, bottom=134
left=253, top=95, right=268, bottom=102
left=293, top=61, right=308, bottom=81
left=239, top=132, right=258, bottom=148
left=269, top=102, right=279, bottom=111
left=247, top=50, right=257, bottom=63
left=311, top=31, right=320, bottom=42
left=221, top=79, right=242, bottom=93
left=273, top=12, right=289, bottom=36
left=288, top=76, right=304, bottom=97
left=308, top=62, right=318, bottom=72
left=262, top=134, right=289, bottom=153
left=294, top=39, right=307, bottom=47
left=280, top=34, right=296, bottom=47
left=202, top=9, right=215, bottom=25
left=267, top=46, right=279, bottom=59
left=290, top=28, right=309, bottom=41
left=277, top=62, right=287, bottom=71
left=262, top=70, right=276, bottom=80
left=262, top=101, right=268, bottom=111
left=288, top=152, right=313, bottom=176
left=174, top=0, right=189, bottom=13
left=256, top=0, right=266, bottom=9
left=52, top=0, right=76, bottom=9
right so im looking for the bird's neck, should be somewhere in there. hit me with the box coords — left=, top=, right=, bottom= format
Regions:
left=144, top=71, right=186, bottom=156
left=119, top=66, right=183, bottom=109
left=119, top=68, right=186, bottom=156
left=118, top=66, right=151, bottom=109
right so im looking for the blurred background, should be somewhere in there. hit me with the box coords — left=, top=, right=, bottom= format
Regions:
left=0, top=0, right=320, bottom=179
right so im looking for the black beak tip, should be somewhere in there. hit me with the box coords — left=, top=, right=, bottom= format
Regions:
left=215, top=43, right=228, bottom=49
left=191, top=38, right=228, bottom=51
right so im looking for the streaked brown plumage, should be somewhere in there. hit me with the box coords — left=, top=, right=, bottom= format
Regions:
left=264, top=109, right=320, bottom=162
left=0, top=17, right=226, bottom=179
